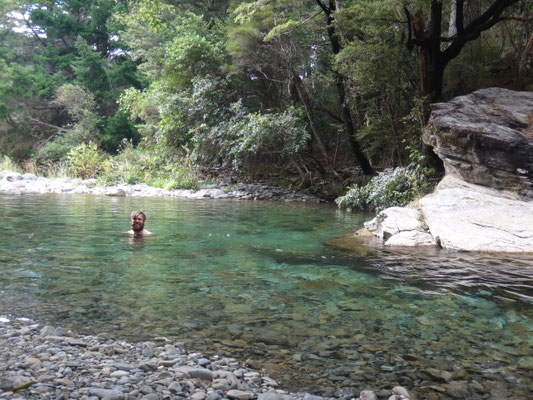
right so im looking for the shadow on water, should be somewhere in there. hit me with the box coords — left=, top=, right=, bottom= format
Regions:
left=1, top=193, right=533, bottom=399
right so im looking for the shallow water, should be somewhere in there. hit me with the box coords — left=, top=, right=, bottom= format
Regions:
left=1, top=193, right=532, bottom=398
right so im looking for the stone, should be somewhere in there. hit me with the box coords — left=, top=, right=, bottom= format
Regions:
left=303, top=395, right=324, bottom=400
left=359, top=390, right=377, bottom=400
left=198, top=357, right=210, bottom=366
left=21, top=173, right=37, bottom=181
left=168, top=382, right=182, bottom=393
left=141, top=342, right=158, bottom=358
left=364, top=207, right=435, bottom=247
left=40, top=326, right=56, bottom=336
left=227, top=389, right=253, bottom=400
left=423, top=87, right=533, bottom=198
left=188, top=368, right=214, bottom=381
left=213, top=370, right=240, bottom=389
left=110, top=370, right=130, bottom=378
left=106, top=188, right=126, bottom=197
left=258, top=393, right=295, bottom=400
left=384, top=229, right=435, bottom=247
left=55, top=327, right=68, bottom=336
left=139, top=395, right=159, bottom=400
left=190, top=392, right=207, bottom=400
left=88, top=388, right=124, bottom=399
left=391, top=386, right=411, bottom=398
left=5, top=172, right=22, bottom=181
left=55, top=378, right=74, bottom=387
left=425, top=368, right=453, bottom=382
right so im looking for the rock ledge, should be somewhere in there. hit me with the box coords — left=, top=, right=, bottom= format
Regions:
left=363, top=176, right=533, bottom=253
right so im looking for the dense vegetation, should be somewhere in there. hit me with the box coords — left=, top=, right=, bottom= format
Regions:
left=1, top=0, right=531, bottom=205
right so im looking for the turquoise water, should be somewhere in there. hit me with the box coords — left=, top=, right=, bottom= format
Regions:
left=1, top=193, right=532, bottom=398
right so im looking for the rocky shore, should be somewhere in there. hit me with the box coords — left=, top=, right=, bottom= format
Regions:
left=0, top=171, right=323, bottom=203
left=0, top=317, right=413, bottom=400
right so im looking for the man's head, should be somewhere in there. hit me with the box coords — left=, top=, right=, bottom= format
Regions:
left=130, top=210, right=146, bottom=233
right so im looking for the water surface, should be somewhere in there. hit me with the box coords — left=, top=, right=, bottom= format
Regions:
left=1, top=193, right=532, bottom=399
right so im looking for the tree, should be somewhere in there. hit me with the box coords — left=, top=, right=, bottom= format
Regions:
left=229, top=0, right=374, bottom=175
left=405, top=0, right=519, bottom=101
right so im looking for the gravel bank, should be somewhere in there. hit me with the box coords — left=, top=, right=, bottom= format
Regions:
left=0, top=317, right=413, bottom=400
left=0, top=172, right=323, bottom=203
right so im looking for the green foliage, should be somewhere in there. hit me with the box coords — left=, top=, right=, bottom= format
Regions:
left=66, top=141, right=104, bottom=179
left=98, top=140, right=199, bottom=190
left=53, top=83, right=97, bottom=120
left=1, top=0, right=530, bottom=189
left=194, top=102, right=309, bottom=169
left=36, top=84, right=101, bottom=163
left=99, top=111, right=140, bottom=154
left=72, top=36, right=110, bottom=98
left=336, top=148, right=434, bottom=212
left=0, top=155, right=19, bottom=172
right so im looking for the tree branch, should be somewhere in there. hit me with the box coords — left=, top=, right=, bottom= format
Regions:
left=22, top=15, right=46, bottom=48
left=315, top=0, right=330, bottom=14
left=28, top=117, right=68, bottom=133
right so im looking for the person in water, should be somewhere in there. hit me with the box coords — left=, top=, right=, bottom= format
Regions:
left=129, top=210, right=152, bottom=236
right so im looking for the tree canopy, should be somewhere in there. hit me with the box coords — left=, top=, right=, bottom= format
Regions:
left=0, top=0, right=531, bottom=189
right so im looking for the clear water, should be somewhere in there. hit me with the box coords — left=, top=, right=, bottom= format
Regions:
left=1, top=193, right=532, bottom=399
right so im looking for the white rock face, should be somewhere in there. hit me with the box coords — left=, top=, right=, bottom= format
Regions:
left=364, top=207, right=435, bottom=247
left=419, top=175, right=533, bottom=253
left=363, top=176, right=533, bottom=253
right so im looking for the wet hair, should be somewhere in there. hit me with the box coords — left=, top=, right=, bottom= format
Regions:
left=130, top=210, right=146, bottom=221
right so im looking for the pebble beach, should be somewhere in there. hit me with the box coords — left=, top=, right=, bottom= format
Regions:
left=0, top=317, right=413, bottom=400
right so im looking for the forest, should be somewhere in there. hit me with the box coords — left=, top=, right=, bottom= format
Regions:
left=0, top=0, right=531, bottom=205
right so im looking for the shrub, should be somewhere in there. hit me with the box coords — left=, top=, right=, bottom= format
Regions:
left=336, top=149, right=433, bottom=212
left=194, top=102, right=309, bottom=169
left=66, top=141, right=104, bottom=179
left=98, top=139, right=200, bottom=190
left=0, top=155, right=20, bottom=172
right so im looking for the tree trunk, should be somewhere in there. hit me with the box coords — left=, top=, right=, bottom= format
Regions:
left=316, top=0, right=374, bottom=175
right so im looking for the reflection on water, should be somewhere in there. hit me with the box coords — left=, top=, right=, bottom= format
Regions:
left=1, top=193, right=533, bottom=399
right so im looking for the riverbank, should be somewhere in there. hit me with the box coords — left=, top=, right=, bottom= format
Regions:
left=0, top=171, right=324, bottom=203
left=0, top=316, right=413, bottom=400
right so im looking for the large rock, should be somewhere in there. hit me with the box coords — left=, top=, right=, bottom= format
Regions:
left=423, top=87, right=533, bottom=198
left=364, top=207, right=435, bottom=247
left=362, top=176, right=533, bottom=253
left=419, top=176, right=533, bottom=253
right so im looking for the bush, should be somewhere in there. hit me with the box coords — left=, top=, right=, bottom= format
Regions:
left=336, top=149, right=433, bottom=212
left=66, top=141, right=104, bottom=179
left=194, top=102, right=309, bottom=169
left=0, top=155, right=20, bottom=172
left=98, top=140, right=200, bottom=190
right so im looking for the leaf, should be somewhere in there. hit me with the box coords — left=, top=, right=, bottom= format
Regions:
left=264, top=20, right=300, bottom=42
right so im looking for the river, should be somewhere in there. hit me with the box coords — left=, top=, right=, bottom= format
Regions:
left=1, top=192, right=532, bottom=399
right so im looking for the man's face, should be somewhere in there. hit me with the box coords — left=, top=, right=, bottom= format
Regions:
left=131, top=215, right=145, bottom=232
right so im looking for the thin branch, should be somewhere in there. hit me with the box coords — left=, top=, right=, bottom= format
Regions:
left=28, top=117, right=68, bottom=133
left=500, top=16, right=533, bottom=22
left=22, top=15, right=46, bottom=48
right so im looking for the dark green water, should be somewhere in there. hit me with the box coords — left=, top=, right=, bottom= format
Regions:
left=1, top=193, right=532, bottom=399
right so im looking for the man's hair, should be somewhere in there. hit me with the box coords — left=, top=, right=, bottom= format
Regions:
left=131, top=210, right=146, bottom=221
